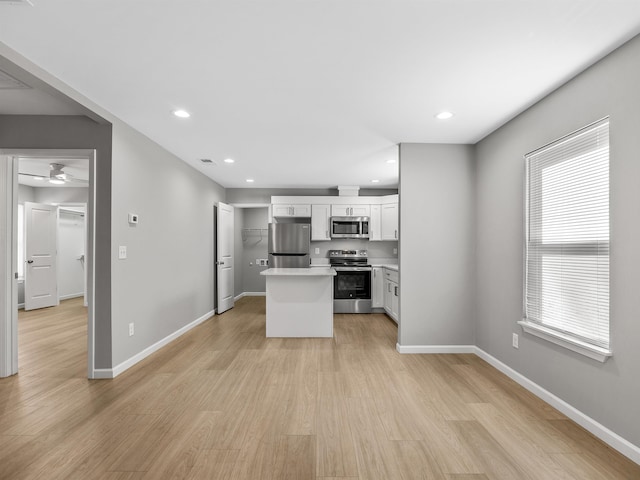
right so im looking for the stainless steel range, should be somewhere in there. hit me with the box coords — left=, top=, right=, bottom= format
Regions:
left=329, top=249, right=372, bottom=313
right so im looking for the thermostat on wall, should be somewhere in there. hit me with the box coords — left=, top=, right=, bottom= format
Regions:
left=128, top=213, right=139, bottom=224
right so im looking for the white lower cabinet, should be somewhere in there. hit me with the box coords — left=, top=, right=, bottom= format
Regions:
left=383, top=268, right=399, bottom=323
left=372, top=267, right=384, bottom=308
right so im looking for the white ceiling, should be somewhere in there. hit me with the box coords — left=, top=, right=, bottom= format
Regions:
left=2, top=1, right=640, bottom=189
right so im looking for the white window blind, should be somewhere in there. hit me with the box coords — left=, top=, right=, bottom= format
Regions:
left=524, top=118, right=610, bottom=353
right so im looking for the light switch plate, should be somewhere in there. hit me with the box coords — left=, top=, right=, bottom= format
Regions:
left=118, top=246, right=127, bottom=259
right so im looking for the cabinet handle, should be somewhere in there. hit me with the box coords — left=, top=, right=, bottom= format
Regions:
left=394, top=286, right=398, bottom=296
left=395, top=229, right=398, bottom=239
left=388, top=283, right=391, bottom=292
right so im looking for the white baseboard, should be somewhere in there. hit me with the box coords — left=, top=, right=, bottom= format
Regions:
left=396, top=343, right=476, bottom=354
left=91, top=309, right=215, bottom=379
left=395, top=342, right=640, bottom=465
left=234, top=291, right=266, bottom=301
left=60, top=293, right=84, bottom=301
left=18, top=294, right=82, bottom=310
left=473, top=347, right=640, bottom=466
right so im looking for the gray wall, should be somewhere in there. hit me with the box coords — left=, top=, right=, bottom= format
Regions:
left=0, top=114, right=113, bottom=368
left=34, top=186, right=88, bottom=204
left=399, top=143, right=476, bottom=347
left=17, top=184, right=35, bottom=203
left=110, top=120, right=225, bottom=367
left=475, top=34, right=640, bottom=446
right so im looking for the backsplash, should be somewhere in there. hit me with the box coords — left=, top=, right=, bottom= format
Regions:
left=310, top=238, right=398, bottom=262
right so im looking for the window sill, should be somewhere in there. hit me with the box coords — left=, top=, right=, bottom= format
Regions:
left=517, top=320, right=612, bottom=363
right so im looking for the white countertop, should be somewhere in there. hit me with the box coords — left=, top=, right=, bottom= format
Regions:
left=371, top=264, right=399, bottom=271
left=261, top=267, right=336, bottom=276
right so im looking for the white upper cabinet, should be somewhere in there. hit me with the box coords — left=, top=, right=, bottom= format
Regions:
left=272, top=204, right=311, bottom=218
left=381, top=202, right=399, bottom=240
left=311, top=204, right=331, bottom=241
left=331, top=204, right=371, bottom=217
left=369, top=204, right=382, bottom=241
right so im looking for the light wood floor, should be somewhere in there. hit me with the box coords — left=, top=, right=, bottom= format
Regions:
left=1, top=296, right=638, bottom=479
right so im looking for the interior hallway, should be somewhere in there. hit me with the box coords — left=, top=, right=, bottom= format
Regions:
left=0, top=296, right=638, bottom=479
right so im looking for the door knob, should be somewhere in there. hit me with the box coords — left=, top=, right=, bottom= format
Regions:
left=27, top=260, right=34, bottom=264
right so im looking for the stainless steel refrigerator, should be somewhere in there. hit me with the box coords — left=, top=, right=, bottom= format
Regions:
left=268, top=223, right=311, bottom=268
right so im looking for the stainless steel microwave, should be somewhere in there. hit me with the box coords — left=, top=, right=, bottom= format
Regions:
left=330, top=216, right=370, bottom=239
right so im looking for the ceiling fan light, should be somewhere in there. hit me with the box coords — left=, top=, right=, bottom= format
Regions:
left=33, top=176, right=45, bottom=181
left=49, top=179, right=65, bottom=185
left=435, top=111, right=454, bottom=120
left=173, top=109, right=191, bottom=118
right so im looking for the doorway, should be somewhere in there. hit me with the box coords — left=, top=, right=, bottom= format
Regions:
left=0, top=149, right=96, bottom=378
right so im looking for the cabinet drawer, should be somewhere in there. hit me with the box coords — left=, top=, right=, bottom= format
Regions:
left=384, top=268, right=398, bottom=283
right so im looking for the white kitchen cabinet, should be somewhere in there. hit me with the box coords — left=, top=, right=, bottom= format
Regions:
left=331, top=204, right=371, bottom=217
left=372, top=267, right=384, bottom=308
left=311, top=204, right=331, bottom=241
left=272, top=204, right=311, bottom=218
left=383, top=268, right=399, bottom=323
left=381, top=202, right=399, bottom=241
left=369, top=204, right=382, bottom=241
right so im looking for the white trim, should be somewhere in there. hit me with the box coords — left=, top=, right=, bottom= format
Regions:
left=396, top=343, right=476, bottom=354
left=17, top=303, right=24, bottom=310
left=518, top=320, right=612, bottom=363
left=473, top=347, right=640, bottom=465
left=94, top=309, right=215, bottom=379
left=60, top=292, right=84, bottom=301
left=229, top=203, right=270, bottom=208
left=234, top=291, right=266, bottom=301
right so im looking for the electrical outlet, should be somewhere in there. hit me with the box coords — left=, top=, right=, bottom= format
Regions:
left=393, top=248, right=398, bottom=254
left=118, top=246, right=127, bottom=259
left=129, top=323, right=134, bottom=337
left=512, top=333, right=519, bottom=349
left=315, top=247, right=320, bottom=254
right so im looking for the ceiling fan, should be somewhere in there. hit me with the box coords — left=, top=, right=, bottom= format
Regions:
left=19, top=163, right=88, bottom=186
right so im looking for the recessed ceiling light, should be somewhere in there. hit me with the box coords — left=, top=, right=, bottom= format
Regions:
left=436, top=111, right=454, bottom=120
left=49, top=179, right=65, bottom=185
left=246, top=178, right=254, bottom=183
left=224, top=158, right=235, bottom=164
left=386, top=159, right=396, bottom=164
left=371, top=179, right=380, bottom=183
left=173, top=109, right=191, bottom=118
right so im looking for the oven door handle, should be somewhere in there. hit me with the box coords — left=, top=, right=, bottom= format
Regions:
left=332, top=267, right=372, bottom=272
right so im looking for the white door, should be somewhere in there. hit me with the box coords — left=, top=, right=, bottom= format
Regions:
left=216, top=202, right=234, bottom=314
left=24, top=202, right=59, bottom=311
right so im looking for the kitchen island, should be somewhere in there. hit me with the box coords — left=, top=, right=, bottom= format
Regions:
left=260, top=267, right=336, bottom=337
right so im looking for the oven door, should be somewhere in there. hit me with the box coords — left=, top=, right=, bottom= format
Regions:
left=333, top=267, right=372, bottom=299
left=333, top=267, right=372, bottom=313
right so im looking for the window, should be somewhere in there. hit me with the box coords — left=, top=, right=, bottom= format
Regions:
left=520, top=118, right=611, bottom=362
